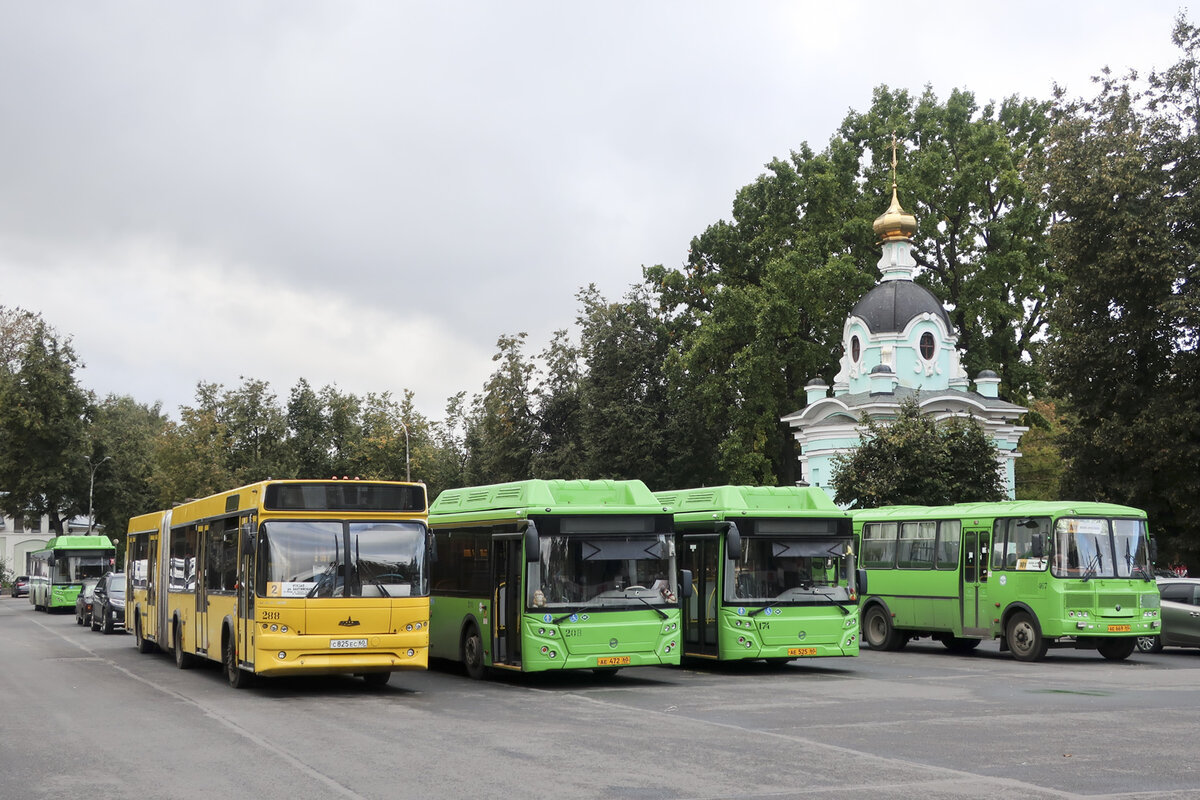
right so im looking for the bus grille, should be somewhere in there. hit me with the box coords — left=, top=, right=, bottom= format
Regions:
left=1098, top=593, right=1137, bottom=610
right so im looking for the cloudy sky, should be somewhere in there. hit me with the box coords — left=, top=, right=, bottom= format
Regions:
left=0, top=2, right=1185, bottom=420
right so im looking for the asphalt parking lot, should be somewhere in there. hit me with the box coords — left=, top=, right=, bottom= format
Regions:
left=2, top=596, right=1198, bottom=799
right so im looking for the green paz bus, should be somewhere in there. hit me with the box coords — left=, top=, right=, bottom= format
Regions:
left=428, top=479, right=689, bottom=678
left=655, top=486, right=862, bottom=663
left=29, top=535, right=118, bottom=612
left=852, top=501, right=1159, bottom=661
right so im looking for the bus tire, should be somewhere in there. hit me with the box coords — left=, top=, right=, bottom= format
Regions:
left=360, top=672, right=391, bottom=687
left=593, top=667, right=621, bottom=679
left=224, top=633, right=254, bottom=689
left=462, top=624, right=486, bottom=680
left=174, top=624, right=194, bottom=669
left=1006, top=611, right=1048, bottom=662
left=863, top=604, right=904, bottom=651
left=1098, top=637, right=1136, bottom=661
left=940, top=636, right=982, bottom=653
left=135, top=617, right=155, bottom=654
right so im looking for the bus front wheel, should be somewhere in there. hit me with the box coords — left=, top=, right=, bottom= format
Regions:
left=1098, top=637, right=1136, bottom=661
left=462, top=625, right=486, bottom=680
left=1006, top=611, right=1048, bottom=662
left=863, top=605, right=905, bottom=651
left=224, top=634, right=254, bottom=689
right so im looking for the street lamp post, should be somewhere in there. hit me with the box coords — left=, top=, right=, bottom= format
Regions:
left=399, top=420, right=410, bottom=481
left=86, top=455, right=112, bottom=534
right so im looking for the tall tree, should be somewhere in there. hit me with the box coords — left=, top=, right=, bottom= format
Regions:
left=1045, top=15, right=1200, bottom=562
left=531, top=329, right=586, bottom=480
left=576, top=285, right=674, bottom=486
left=286, top=378, right=333, bottom=478
left=829, top=400, right=1005, bottom=508
left=89, top=394, right=169, bottom=539
left=647, top=86, right=1051, bottom=486
left=465, top=333, right=538, bottom=484
left=0, top=319, right=92, bottom=533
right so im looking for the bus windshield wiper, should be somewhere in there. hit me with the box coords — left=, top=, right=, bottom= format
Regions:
left=631, top=593, right=668, bottom=619
left=1080, top=554, right=1102, bottom=582
left=749, top=604, right=775, bottom=618
left=306, top=562, right=340, bottom=597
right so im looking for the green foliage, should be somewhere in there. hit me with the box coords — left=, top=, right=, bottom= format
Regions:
left=830, top=400, right=1006, bottom=508
left=645, top=85, right=1051, bottom=487
left=531, top=329, right=586, bottom=480
left=90, top=394, right=169, bottom=538
left=0, top=317, right=91, bottom=533
left=1013, top=398, right=1066, bottom=500
left=1045, top=15, right=1200, bottom=563
left=464, top=333, right=539, bottom=484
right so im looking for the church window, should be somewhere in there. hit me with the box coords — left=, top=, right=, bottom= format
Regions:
left=919, top=332, right=935, bottom=360
left=851, top=335, right=861, bottom=362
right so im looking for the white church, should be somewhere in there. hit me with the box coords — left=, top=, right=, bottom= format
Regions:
left=781, top=167, right=1027, bottom=499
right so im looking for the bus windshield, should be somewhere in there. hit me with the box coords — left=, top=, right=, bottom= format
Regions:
left=258, top=520, right=428, bottom=598
left=731, top=537, right=854, bottom=603
left=54, top=554, right=112, bottom=583
left=535, top=533, right=677, bottom=608
left=1051, top=517, right=1152, bottom=580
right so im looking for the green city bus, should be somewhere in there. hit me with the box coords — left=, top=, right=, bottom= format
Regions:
left=29, top=535, right=119, bottom=612
left=852, top=501, right=1159, bottom=661
left=655, top=486, right=861, bottom=663
left=428, top=479, right=688, bottom=678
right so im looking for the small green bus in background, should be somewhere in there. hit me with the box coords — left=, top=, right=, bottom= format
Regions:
left=655, top=486, right=861, bottom=664
left=428, top=479, right=688, bottom=678
left=852, top=501, right=1159, bottom=661
left=29, top=535, right=118, bottom=612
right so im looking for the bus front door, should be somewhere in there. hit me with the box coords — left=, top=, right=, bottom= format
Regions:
left=961, top=529, right=990, bottom=637
left=195, top=523, right=209, bottom=654
left=681, top=535, right=720, bottom=658
left=492, top=536, right=523, bottom=667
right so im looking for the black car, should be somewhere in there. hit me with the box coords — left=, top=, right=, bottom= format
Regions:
left=75, top=578, right=100, bottom=626
left=11, top=575, right=30, bottom=598
left=91, top=572, right=126, bottom=634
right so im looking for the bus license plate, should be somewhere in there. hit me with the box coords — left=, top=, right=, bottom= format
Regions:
left=787, top=647, right=818, bottom=656
left=1107, top=625, right=1131, bottom=633
left=597, top=656, right=631, bottom=666
left=330, top=638, right=368, bottom=649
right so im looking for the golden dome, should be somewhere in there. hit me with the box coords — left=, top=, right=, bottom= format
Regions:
left=872, top=184, right=917, bottom=242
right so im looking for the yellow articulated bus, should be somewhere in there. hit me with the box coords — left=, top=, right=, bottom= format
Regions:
left=126, top=479, right=430, bottom=688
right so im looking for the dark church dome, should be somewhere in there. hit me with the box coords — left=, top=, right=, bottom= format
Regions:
left=849, top=280, right=953, bottom=335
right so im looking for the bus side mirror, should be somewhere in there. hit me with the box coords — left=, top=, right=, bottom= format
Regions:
left=857, top=568, right=868, bottom=596
left=679, top=569, right=693, bottom=599
left=429, top=533, right=438, bottom=562
left=1149, top=538, right=1158, bottom=562
left=1031, top=536, right=1045, bottom=559
left=47, top=555, right=57, bottom=567
left=240, top=533, right=256, bottom=557
left=726, top=523, right=742, bottom=562
left=525, top=521, right=540, bottom=564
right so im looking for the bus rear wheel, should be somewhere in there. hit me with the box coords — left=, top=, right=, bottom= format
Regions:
left=1006, top=611, right=1048, bottom=662
left=135, top=617, right=155, bottom=654
left=1098, top=637, right=1136, bottom=661
left=462, top=625, right=486, bottom=680
left=174, top=625, right=194, bottom=669
left=863, top=605, right=905, bottom=651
